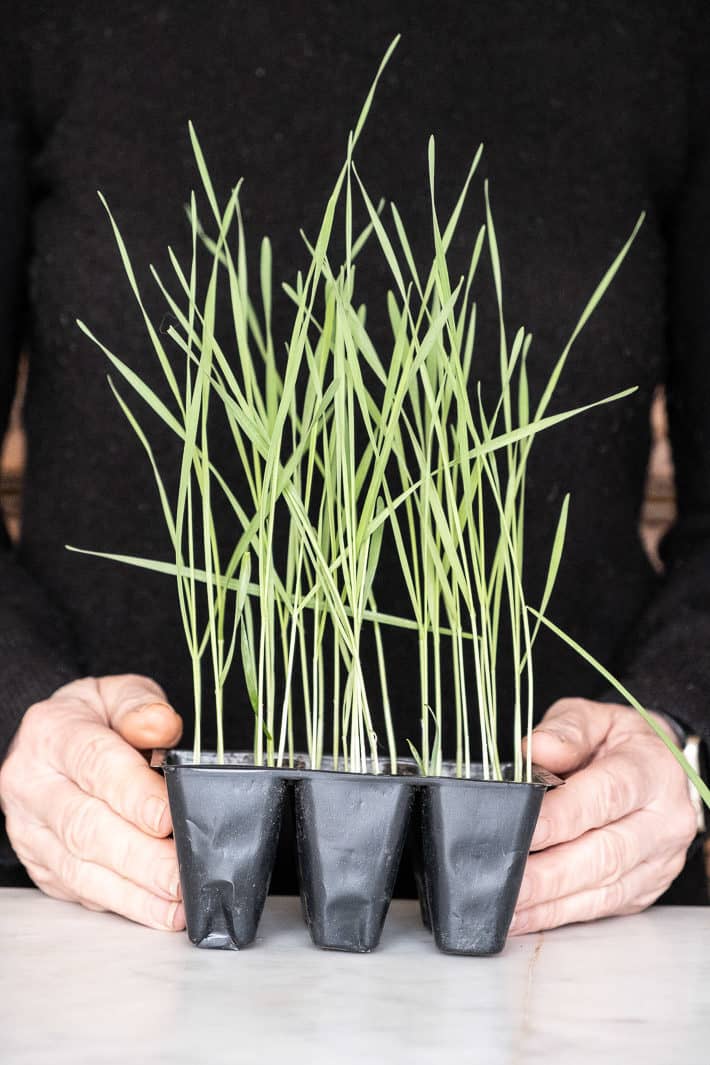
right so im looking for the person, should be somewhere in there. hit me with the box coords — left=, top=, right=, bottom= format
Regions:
left=0, top=2, right=708, bottom=936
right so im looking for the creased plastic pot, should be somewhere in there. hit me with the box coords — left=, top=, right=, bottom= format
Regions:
left=417, top=770, right=545, bottom=955
left=294, top=774, right=413, bottom=952
left=163, top=758, right=287, bottom=949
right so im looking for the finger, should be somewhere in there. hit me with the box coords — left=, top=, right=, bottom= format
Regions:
left=509, top=856, right=681, bottom=935
left=50, top=721, right=173, bottom=838
left=41, top=776, right=181, bottom=900
left=26, top=868, right=74, bottom=902
left=3, top=825, right=72, bottom=899
left=31, top=824, right=186, bottom=931
left=97, top=675, right=183, bottom=750
left=522, top=698, right=618, bottom=776
left=517, top=807, right=676, bottom=911
left=530, top=746, right=657, bottom=850
left=117, top=704, right=184, bottom=751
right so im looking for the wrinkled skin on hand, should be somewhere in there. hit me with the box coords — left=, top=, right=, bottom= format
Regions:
left=510, top=698, right=698, bottom=935
left=0, top=675, right=186, bottom=930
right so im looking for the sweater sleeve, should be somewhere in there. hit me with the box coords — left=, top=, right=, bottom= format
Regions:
left=606, top=15, right=710, bottom=747
left=0, top=25, right=82, bottom=883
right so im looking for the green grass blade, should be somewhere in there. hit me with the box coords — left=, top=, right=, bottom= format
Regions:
left=529, top=609, right=710, bottom=807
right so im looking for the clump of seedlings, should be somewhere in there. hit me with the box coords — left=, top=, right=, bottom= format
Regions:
left=71, top=39, right=709, bottom=954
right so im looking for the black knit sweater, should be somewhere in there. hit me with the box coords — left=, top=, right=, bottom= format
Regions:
left=1, top=1, right=709, bottom=899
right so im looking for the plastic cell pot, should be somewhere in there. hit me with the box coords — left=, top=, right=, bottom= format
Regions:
left=162, top=755, right=288, bottom=949
left=157, top=751, right=552, bottom=955
left=293, top=773, right=414, bottom=952
left=417, top=769, right=546, bottom=955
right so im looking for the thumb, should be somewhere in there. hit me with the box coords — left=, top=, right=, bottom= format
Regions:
left=97, top=674, right=183, bottom=751
left=522, top=697, right=614, bottom=776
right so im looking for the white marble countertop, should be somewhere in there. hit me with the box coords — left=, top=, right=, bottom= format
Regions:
left=1, top=889, right=708, bottom=1064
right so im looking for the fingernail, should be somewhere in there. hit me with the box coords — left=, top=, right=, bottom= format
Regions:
left=509, top=912, right=528, bottom=935
left=150, top=896, right=173, bottom=927
left=531, top=816, right=550, bottom=849
left=144, top=795, right=169, bottom=833
left=141, top=700, right=174, bottom=717
left=169, top=902, right=185, bottom=930
left=151, top=898, right=184, bottom=930
left=156, top=859, right=181, bottom=899
left=141, top=705, right=178, bottom=729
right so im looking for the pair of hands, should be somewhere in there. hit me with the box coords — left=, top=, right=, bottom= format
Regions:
left=0, top=675, right=698, bottom=934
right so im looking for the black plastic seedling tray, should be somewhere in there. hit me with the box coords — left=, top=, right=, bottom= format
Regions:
left=156, top=750, right=553, bottom=956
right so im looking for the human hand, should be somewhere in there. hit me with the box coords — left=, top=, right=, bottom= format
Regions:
left=509, top=698, right=697, bottom=935
left=0, top=674, right=186, bottom=931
